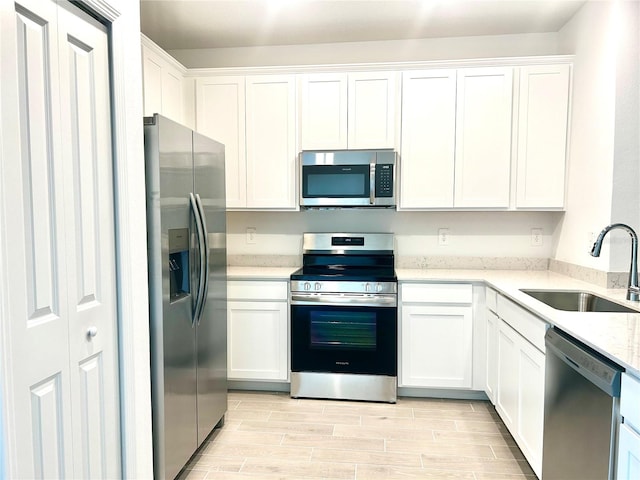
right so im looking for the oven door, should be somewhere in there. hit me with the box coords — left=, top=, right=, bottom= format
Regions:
left=291, top=293, right=397, bottom=376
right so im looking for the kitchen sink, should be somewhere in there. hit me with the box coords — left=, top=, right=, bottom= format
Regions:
left=520, top=289, right=638, bottom=313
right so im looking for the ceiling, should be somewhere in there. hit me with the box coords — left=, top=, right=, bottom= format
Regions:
left=140, top=0, right=586, bottom=51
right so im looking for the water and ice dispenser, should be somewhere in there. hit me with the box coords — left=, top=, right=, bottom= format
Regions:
left=168, top=228, right=190, bottom=301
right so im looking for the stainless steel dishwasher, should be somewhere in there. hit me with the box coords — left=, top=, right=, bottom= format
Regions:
left=542, top=328, right=622, bottom=479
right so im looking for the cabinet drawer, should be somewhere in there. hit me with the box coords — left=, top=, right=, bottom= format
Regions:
left=622, top=373, right=640, bottom=430
left=486, top=287, right=498, bottom=313
left=228, top=281, right=288, bottom=301
left=401, top=283, right=472, bottom=304
left=497, top=295, right=547, bottom=352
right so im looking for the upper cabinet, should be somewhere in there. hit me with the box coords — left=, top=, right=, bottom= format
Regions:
left=141, top=35, right=193, bottom=128
left=300, top=71, right=398, bottom=150
left=196, top=74, right=297, bottom=210
left=400, top=70, right=457, bottom=208
left=399, top=63, right=571, bottom=210
left=455, top=67, right=514, bottom=208
left=515, top=64, right=570, bottom=209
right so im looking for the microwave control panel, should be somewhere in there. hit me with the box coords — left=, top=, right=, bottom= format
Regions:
left=375, top=164, right=394, bottom=197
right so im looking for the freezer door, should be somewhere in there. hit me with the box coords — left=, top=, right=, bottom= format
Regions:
left=193, top=130, right=228, bottom=445
left=145, top=115, right=198, bottom=480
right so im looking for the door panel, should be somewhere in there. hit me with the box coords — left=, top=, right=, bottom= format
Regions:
left=4, top=1, right=120, bottom=478
left=57, top=5, right=120, bottom=478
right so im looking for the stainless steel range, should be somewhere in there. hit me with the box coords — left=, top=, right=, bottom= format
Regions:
left=290, top=233, right=397, bottom=403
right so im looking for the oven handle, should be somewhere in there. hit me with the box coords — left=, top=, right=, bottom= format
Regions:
left=290, top=292, right=397, bottom=307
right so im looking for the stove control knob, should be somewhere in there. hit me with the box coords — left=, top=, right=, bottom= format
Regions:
left=314, top=282, right=321, bottom=291
left=376, top=283, right=383, bottom=292
left=365, top=283, right=371, bottom=292
left=304, top=282, right=311, bottom=291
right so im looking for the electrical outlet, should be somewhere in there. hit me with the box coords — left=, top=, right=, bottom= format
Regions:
left=246, top=227, right=256, bottom=244
left=438, top=228, right=450, bottom=246
left=531, top=228, right=543, bottom=247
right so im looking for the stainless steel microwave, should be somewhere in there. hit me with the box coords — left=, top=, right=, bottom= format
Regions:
left=299, top=150, right=397, bottom=208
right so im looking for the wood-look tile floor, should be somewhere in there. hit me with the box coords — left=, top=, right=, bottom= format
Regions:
left=178, top=390, right=536, bottom=480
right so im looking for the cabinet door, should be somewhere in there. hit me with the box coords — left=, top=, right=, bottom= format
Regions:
left=516, top=64, right=570, bottom=209
left=400, top=70, right=457, bottom=208
left=618, top=423, right=640, bottom=480
left=496, top=319, right=519, bottom=430
left=455, top=67, right=513, bottom=208
left=142, top=46, right=163, bottom=117
left=348, top=71, right=398, bottom=149
left=401, top=305, right=473, bottom=388
left=245, top=75, right=297, bottom=209
left=161, top=64, right=185, bottom=125
left=485, top=309, right=499, bottom=404
left=196, top=76, right=247, bottom=208
left=300, top=73, right=348, bottom=150
left=517, top=337, right=545, bottom=478
left=227, top=301, right=288, bottom=381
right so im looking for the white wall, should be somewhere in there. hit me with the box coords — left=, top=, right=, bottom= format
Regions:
left=170, top=32, right=559, bottom=68
left=228, top=210, right=563, bottom=259
left=555, top=0, right=640, bottom=273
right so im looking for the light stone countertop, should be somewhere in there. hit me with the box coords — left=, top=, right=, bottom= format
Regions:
left=227, top=265, right=299, bottom=280
left=227, top=265, right=640, bottom=376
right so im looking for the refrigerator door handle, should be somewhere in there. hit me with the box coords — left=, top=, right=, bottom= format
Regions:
left=194, top=193, right=210, bottom=325
left=189, top=192, right=206, bottom=326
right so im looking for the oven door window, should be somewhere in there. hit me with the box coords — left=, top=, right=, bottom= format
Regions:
left=310, top=311, right=376, bottom=350
left=291, top=304, right=397, bottom=376
left=302, top=165, right=370, bottom=198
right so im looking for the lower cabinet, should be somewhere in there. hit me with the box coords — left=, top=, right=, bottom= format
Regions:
left=618, top=373, right=640, bottom=479
left=227, top=280, right=289, bottom=381
left=400, top=283, right=473, bottom=389
left=493, top=295, right=546, bottom=479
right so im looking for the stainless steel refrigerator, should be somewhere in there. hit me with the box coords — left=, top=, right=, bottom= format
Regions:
left=144, top=114, right=227, bottom=480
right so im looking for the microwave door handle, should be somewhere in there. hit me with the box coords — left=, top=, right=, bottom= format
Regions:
left=189, top=192, right=206, bottom=326
left=369, top=160, right=375, bottom=205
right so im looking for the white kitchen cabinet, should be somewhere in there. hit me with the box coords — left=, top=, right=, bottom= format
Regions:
left=299, top=73, right=348, bottom=150
left=196, top=74, right=297, bottom=210
left=196, top=76, right=246, bottom=208
left=494, top=295, right=546, bottom=479
left=299, top=71, right=398, bottom=150
left=400, top=283, right=473, bottom=389
left=245, top=75, right=297, bottom=209
left=227, top=281, right=289, bottom=381
left=618, top=373, right=640, bottom=480
left=515, top=64, right=570, bottom=209
left=141, top=35, right=191, bottom=127
left=399, top=70, right=457, bottom=208
left=485, top=306, right=499, bottom=404
left=455, top=67, right=513, bottom=208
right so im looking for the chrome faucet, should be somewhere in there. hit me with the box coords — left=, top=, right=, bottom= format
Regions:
left=590, top=223, right=640, bottom=301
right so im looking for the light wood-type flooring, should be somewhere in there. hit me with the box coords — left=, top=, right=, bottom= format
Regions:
left=178, top=390, right=536, bottom=480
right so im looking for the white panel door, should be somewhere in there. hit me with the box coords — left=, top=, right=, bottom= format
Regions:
left=400, top=70, right=457, bottom=208
left=3, top=1, right=120, bottom=478
left=161, top=66, right=184, bottom=124
left=196, top=76, right=247, bottom=208
left=141, top=47, right=163, bottom=116
left=485, top=309, right=499, bottom=404
left=300, top=73, right=348, bottom=150
left=455, top=67, right=513, bottom=208
left=618, top=423, right=640, bottom=480
left=227, top=301, right=288, bottom=381
left=245, top=75, right=297, bottom=209
left=516, top=64, right=570, bottom=209
left=496, top=319, right=519, bottom=431
left=516, top=338, right=545, bottom=478
left=400, top=305, right=473, bottom=388
left=348, top=71, right=397, bottom=149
